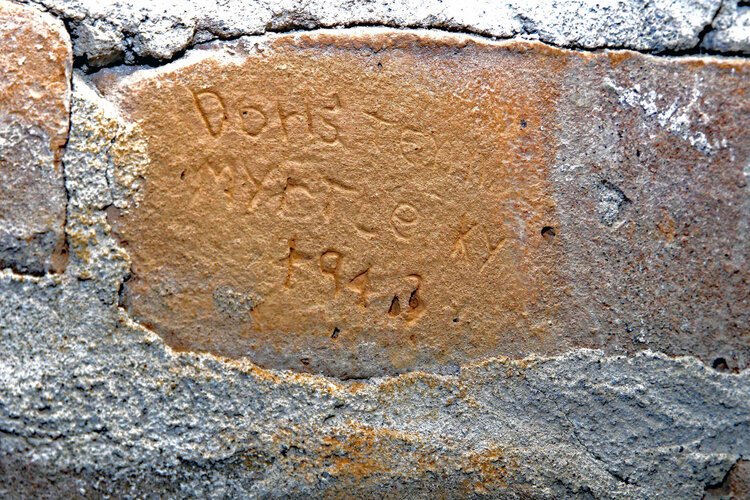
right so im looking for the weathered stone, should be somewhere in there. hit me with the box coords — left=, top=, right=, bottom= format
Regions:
left=0, top=10, right=748, bottom=493
left=30, top=0, right=724, bottom=68
left=94, top=29, right=750, bottom=378
left=0, top=1, right=71, bottom=274
left=705, top=459, right=750, bottom=499
left=1, top=265, right=748, bottom=498
left=702, top=1, right=750, bottom=54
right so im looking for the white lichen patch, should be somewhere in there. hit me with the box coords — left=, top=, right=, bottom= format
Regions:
left=605, top=75, right=718, bottom=154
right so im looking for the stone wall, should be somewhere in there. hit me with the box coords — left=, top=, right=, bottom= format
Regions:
left=1, top=1, right=748, bottom=497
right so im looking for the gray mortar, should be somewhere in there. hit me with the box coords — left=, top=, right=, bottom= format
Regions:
left=1, top=2, right=749, bottom=498
left=17, top=0, right=750, bottom=69
left=1, top=265, right=748, bottom=497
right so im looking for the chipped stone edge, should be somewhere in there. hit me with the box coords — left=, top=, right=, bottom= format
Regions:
left=92, top=26, right=750, bottom=88
left=18, top=0, right=750, bottom=71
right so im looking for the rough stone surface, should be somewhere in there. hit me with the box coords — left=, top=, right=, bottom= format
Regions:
left=0, top=3, right=749, bottom=498
left=22, top=0, right=727, bottom=68
left=705, top=459, right=750, bottom=498
left=92, top=30, right=750, bottom=378
left=702, top=0, right=750, bottom=54
left=0, top=0, right=71, bottom=274
left=1, top=266, right=748, bottom=497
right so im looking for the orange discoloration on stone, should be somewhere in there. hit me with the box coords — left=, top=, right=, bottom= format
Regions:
left=99, top=31, right=567, bottom=378
left=272, top=422, right=516, bottom=496
left=97, top=30, right=750, bottom=377
left=0, top=1, right=70, bottom=153
left=0, top=1, right=70, bottom=274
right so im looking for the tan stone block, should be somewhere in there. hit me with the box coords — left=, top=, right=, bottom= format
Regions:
left=0, top=1, right=70, bottom=274
left=96, top=30, right=750, bottom=378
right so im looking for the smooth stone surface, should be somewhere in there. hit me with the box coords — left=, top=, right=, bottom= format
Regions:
left=0, top=0, right=71, bottom=274
left=95, top=30, right=750, bottom=378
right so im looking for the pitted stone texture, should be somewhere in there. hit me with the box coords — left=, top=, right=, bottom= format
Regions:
left=95, top=30, right=750, bottom=378
left=26, top=0, right=723, bottom=68
left=554, top=52, right=750, bottom=373
left=0, top=0, right=71, bottom=274
left=0, top=271, right=747, bottom=498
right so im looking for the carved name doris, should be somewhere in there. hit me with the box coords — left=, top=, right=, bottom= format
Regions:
left=98, top=31, right=567, bottom=378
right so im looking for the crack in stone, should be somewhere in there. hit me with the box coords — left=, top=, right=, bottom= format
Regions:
left=57, top=58, right=74, bottom=279
left=699, top=1, right=725, bottom=48
left=79, top=23, right=750, bottom=74
left=703, top=456, right=748, bottom=495
left=25, top=7, right=746, bottom=74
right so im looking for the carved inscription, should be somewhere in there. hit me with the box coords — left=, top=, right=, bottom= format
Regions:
left=241, top=105, right=267, bottom=136
left=400, top=129, right=436, bottom=167
left=391, top=203, right=420, bottom=239
left=101, top=31, right=563, bottom=378
left=348, top=268, right=370, bottom=307
left=195, top=90, right=342, bottom=144
left=193, top=90, right=226, bottom=136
